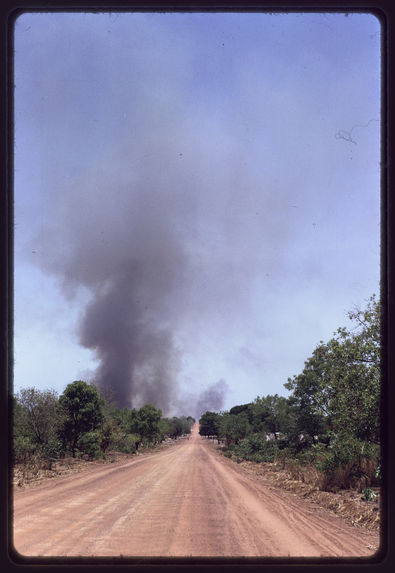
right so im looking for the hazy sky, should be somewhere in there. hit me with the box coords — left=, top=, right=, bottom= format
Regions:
left=14, top=11, right=381, bottom=417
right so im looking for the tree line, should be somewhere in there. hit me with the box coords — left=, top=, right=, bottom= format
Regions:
left=199, top=295, right=381, bottom=492
left=13, top=380, right=195, bottom=466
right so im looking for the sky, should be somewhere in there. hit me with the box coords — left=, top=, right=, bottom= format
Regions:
left=13, top=11, right=381, bottom=418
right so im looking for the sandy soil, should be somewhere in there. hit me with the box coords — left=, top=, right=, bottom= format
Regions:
left=12, top=423, right=380, bottom=558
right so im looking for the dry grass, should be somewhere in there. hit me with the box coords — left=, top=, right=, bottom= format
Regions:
left=13, top=453, right=127, bottom=488
left=236, top=459, right=381, bottom=531
left=12, top=440, right=180, bottom=489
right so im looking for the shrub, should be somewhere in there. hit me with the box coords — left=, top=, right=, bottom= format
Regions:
left=40, top=437, right=63, bottom=469
left=362, top=487, right=377, bottom=501
left=249, top=452, right=265, bottom=463
left=311, top=437, right=380, bottom=492
left=100, top=423, right=113, bottom=453
left=110, top=431, right=141, bottom=454
left=260, top=441, right=280, bottom=462
left=231, top=434, right=281, bottom=463
left=13, top=435, right=35, bottom=464
left=76, top=431, right=103, bottom=459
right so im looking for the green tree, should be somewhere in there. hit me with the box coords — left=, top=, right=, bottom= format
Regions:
left=219, top=412, right=251, bottom=446
left=229, top=403, right=253, bottom=424
left=199, top=411, right=221, bottom=437
left=179, top=415, right=195, bottom=434
left=59, top=381, right=105, bottom=457
left=135, top=404, right=162, bottom=445
left=15, top=387, right=62, bottom=446
left=285, top=295, right=380, bottom=447
left=250, top=394, right=290, bottom=438
left=160, top=415, right=194, bottom=440
left=317, top=297, right=380, bottom=443
left=108, top=406, right=143, bottom=451
left=12, top=396, right=36, bottom=463
left=165, top=417, right=183, bottom=438
left=284, top=347, right=331, bottom=448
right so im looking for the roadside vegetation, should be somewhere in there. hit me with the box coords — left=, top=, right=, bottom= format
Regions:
left=200, top=295, right=381, bottom=498
left=12, top=380, right=194, bottom=485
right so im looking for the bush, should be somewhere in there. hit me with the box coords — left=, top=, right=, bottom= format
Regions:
left=264, top=440, right=282, bottom=462
left=76, top=431, right=103, bottom=459
left=248, top=452, right=266, bottom=463
left=13, top=435, right=35, bottom=464
left=308, top=437, right=380, bottom=492
left=99, top=423, right=113, bottom=453
left=230, top=435, right=281, bottom=463
left=112, top=433, right=140, bottom=454
left=109, top=427, right=141, bottom=453
left=270, top=438, right=381, bottom=492
left=40, top=437, right=63, bottom=469
left=362, top=487, right=377, bottom=501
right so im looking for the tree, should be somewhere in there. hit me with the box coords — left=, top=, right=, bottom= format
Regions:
left=284, top=295, right=381, bottom=446
left=199, top=411, right=221, bottom=437
left=249, top=394, right=290, bottom=438
left=180, top=415, right=195, bottom=434
left=219, top=412, right=250, bottom=446
left=316, top=297, right=380, bottom=443
left=12, top=396, right=35, bottom=463
left=108, top=406, right=141, bottom=453
left=284, top=346, right=331, bottom=448
left=58, top=381, right=105, bottom=457
left=229, top=403, right=253, bottom=422
left=135, top=404, right=162, bottom=445
left=15, top=387, right=61, bottom=446
left=331, top=295, right=379, bottom=443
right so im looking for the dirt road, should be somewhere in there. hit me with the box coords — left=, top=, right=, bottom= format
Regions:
left=13, top=423, right=379, bottom=558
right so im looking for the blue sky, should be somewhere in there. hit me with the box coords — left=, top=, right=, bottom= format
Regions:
left=14, top=11, right=381, bottom=417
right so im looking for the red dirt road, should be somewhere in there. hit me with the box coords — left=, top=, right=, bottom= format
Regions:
left=13, top=423, right=379, bottom=558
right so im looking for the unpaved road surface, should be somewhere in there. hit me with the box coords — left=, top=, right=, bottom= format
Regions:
left=13, top=423, right=379, bottom=558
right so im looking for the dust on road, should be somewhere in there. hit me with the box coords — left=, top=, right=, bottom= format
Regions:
left=13, top=423, right=380, bottom=558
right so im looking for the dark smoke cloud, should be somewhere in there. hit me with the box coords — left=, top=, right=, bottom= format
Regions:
left=29, top=15, right=315, bottom=415
left=36, top=140, right=193, bottom=413
left=78, top=273, right=181, bottom=409
left=174, top=379, right=229, bottom=420
left=194, top=379, right=229, bottom=418
left=35, top=113, right=239, bottom=414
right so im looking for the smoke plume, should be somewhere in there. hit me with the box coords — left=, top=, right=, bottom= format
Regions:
left=30, top=15, right=292, bottom=415
left=35, top=112, right=243, bottom=414
left=194, top=379, right=229, bottom=419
